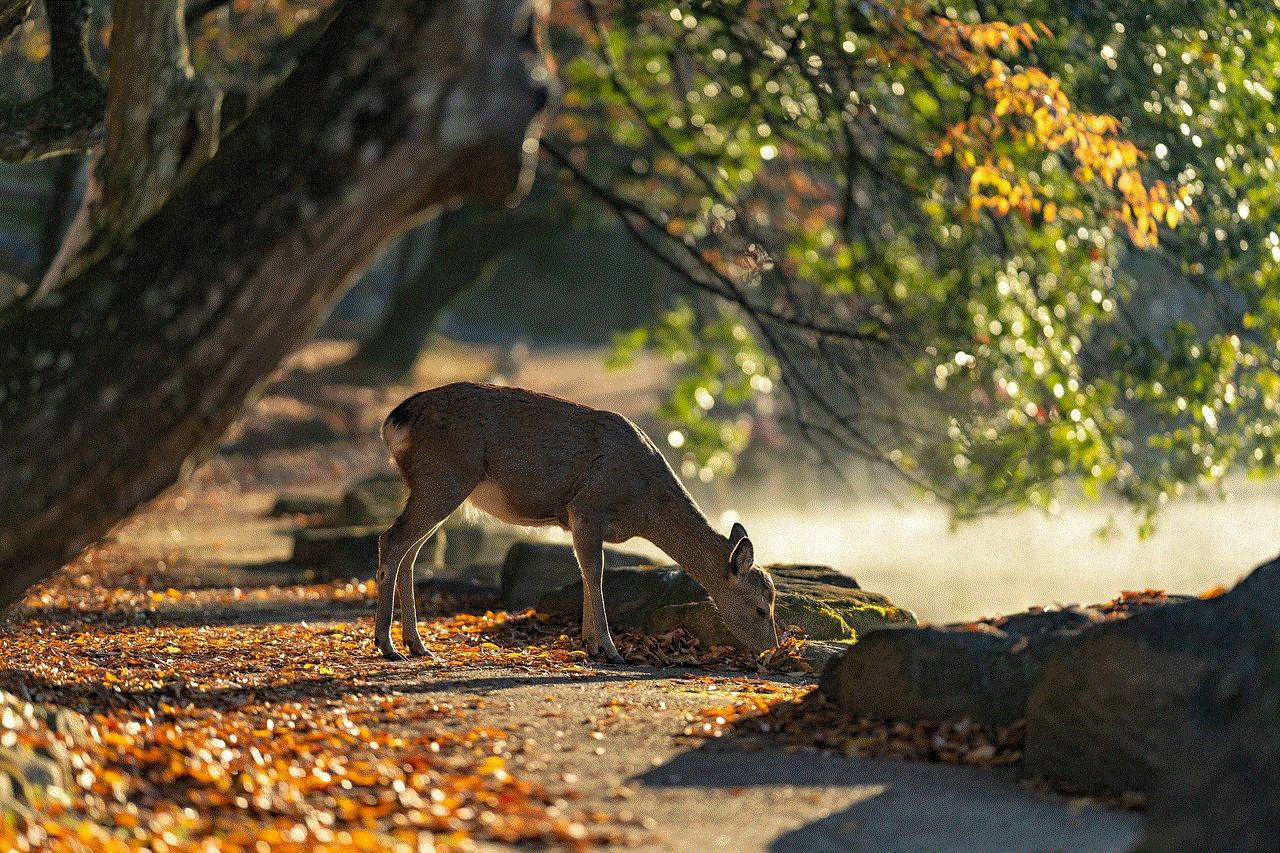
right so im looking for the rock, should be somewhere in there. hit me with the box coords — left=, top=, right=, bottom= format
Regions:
left=816, top=606, right=1103, bottom=726
left=647, top=601, right=739, bottom=647
left=1133, top=637, right=1280, bottom=853
left=500, top=541, right=655, bottom=610
left=1023, top=554, right=1280, bottom=793
left=818, top=624, right=1075, bottom=726
left=994, top=607, right=1104, bottom=637
left=267, top=494, right=340, bottom=517
left=290, top=525, right=383, bottom=581
left=333, top=474, right=407, bottom=526
left=769, top=564, right=915, bottom=639
left=816, top=591, right=1209, bottom=735
left=535, top=564, right=704, bottom=628
left=0, top=692, right=88, bottom=817
left=533, top=559, right=912, bottom=651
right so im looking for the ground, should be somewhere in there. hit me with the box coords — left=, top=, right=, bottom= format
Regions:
left=0, top=339, right=1144, bottom=852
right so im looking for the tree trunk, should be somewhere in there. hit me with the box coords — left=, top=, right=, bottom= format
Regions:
left=0, top=0, right=551, bottom=608
left=351, top=200, right=563, bottom=376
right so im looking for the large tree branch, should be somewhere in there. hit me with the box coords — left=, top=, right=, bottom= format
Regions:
left=39, top=0, right=221, bottom=295
left=0, top=0, right=551, bottom=608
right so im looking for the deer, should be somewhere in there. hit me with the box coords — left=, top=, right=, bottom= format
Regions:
left=374, top=381, right=779, bottom=663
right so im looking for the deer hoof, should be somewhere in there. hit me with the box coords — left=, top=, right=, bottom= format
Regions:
left=380, top=648, right=407, bottom=662
left=589, top=645, right=625, bottom=665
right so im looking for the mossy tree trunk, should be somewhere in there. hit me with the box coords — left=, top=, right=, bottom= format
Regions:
left=0, top=0, right=551, bottom=609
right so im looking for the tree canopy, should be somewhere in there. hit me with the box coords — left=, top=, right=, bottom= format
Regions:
left=546, top=0, right=1278, bottom=526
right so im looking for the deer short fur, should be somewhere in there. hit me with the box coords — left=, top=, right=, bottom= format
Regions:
left=374, top=382, right=779, bottom=662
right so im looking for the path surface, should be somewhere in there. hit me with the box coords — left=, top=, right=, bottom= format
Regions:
left=97, top=481, right=1145, bottom=853
left=424, top=667, right=1143, bottom=853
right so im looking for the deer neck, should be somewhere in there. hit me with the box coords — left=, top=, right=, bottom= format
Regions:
left=643, top=497, right=730, bottom=591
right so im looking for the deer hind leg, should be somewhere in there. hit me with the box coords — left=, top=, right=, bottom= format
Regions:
left=569, top=510, right=623, bottom=664
left=376, top=483, right=473, bottom=661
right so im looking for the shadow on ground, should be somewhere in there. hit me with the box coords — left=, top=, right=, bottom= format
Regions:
left=634, top=747, right=1143, bottom=853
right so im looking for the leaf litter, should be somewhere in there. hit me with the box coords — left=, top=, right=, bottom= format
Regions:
left=0, top=538, right=813, bottom=852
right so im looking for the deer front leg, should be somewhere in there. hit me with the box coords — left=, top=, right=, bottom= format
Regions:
left=569, top=511, right=623, bottom=664
left=375, top=518, right=412, bottom=661
left=395, top=530, right=430, bottom=657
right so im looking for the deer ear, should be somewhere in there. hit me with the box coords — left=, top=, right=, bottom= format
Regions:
left=728, top=535, right=754, bottom=577
left=730, top=521, right=748, bottom=542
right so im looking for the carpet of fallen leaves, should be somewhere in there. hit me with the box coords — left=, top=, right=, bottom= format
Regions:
left=0, top=538, right=815, bottom=853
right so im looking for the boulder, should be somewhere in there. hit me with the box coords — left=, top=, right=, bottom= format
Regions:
left=289, top=474, right=505, bottom=582
left=818, top=622, right=1076, bottom=726
left=1023, top=555, right=1280, bottom=793
left=771, top=564, right=915, bottom=639
left=0, top=692, right=88, bottom=817
left=266, top=494, right=341, bottom=517
left=500, top=541, right=655, bottom=610
left=1133, top=637, right=1280, bottom=853
left=332, top=473, right=406, bottom=526
left=533, top=559, right=913, bottom=654
left=817, top=603, right=1117, bottom=726
left=534, top=564, right=704, bottom=628
left=290, top=525, right=384, bottom=581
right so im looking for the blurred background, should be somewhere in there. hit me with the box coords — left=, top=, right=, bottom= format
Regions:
left=2, top=0, right=1278, bottom=622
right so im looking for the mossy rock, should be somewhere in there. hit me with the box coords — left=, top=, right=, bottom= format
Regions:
left=647, top=601, right=739, bottom=647
left=769, top=565, right=916, bottom=640
left=502, top=542, right=658, bottom=610
left=536, top=566, right=701, bottom=629
left=536, top=561, right=913, bottom=651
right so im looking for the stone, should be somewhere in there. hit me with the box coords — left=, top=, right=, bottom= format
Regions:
left=769, top=564, right=915, bottom=639
left=815, top=605, right=1105, bottom=726
left=289, top=525, right=384, bottom=582
left=0, top=692, right=87, bottom=817
left=533, top=559, right=913, bottom=654
left=818, top=624, right=1075, bottom=726
left=1023, top=554, right=1280, bottom=793
left=1133, top=638, right=1280, bottom=853
left=535, top=564, right=704, bottom=628
left=647, top=601, right=738, bottom=646
left=500, top=541, right=655, bottom=610
left=267, top=494, right=340, bottom=517
left=333, top=473, right=407, bottom=526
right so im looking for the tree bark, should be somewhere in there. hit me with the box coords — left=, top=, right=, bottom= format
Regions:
left=0, top=0, right=551, bottom=608
left=0, top=0, right=106, bottom=162
left=39, top=0, right=221, bottom=296
left=351, top=200, right=563, bottom=376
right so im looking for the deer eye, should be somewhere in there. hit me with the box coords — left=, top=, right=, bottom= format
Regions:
left=756, top=607, right=769, bottom=619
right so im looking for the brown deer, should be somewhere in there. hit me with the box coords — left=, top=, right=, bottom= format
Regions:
left=374, top=382, right=779, bottom=662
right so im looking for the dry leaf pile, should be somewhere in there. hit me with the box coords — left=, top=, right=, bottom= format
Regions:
left=969, top=588, right=1181, bottom=631
left=681, top=689, right=1025, bottom=768
left=0, top=554, right=651, bottom=852
left=0, top=535, right=821, bottom=853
